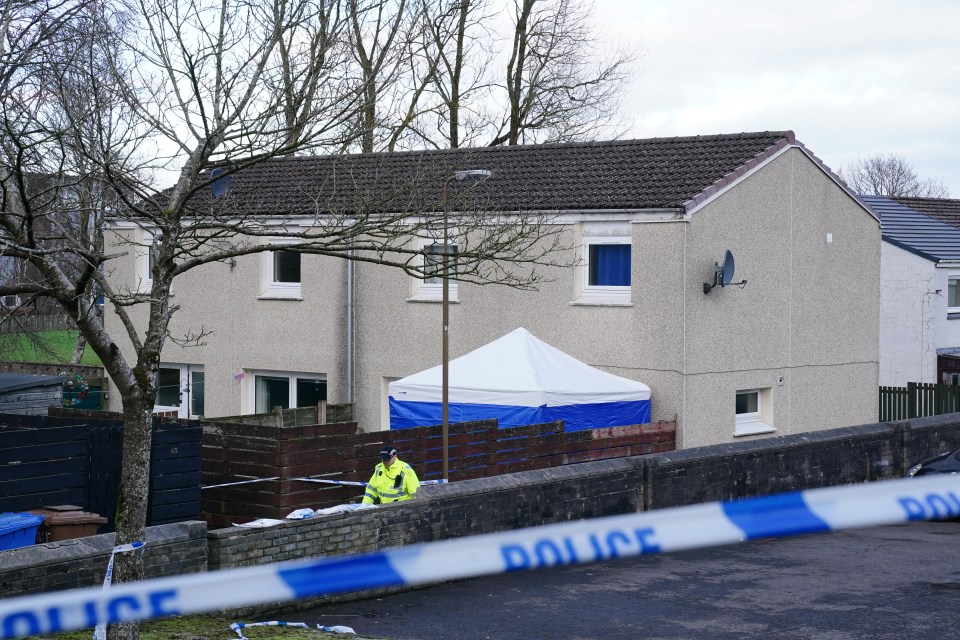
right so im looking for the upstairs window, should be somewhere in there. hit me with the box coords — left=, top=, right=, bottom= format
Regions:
left=273, top=250, right=301, bottom=284
left=588, top=242, right=631, bottom=287
left=949, top=277, right=960, bottom=314
left=260, top=242, right=302, bottom=299
left=574, top=228, right=632, bottom=305
left=424, top=243, right=458, bottom=284
left=409, top=239, right=459, bottom=302
left=135, top=230, right=159, bottom=293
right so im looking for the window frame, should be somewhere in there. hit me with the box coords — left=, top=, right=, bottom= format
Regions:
left=575, top=234, right=632, bottom=305
left=949, top=276, right=960, bottom=314
left=734, top=388, right=775, bottom=437
left=243, top=369, right=327, bottom=414
left=135, top=229, right=159, bottom=293
left=153, top=363, right=204, bottom=419
left=259, top=240, right=303, bottom=300
left=408, top=237, right=459, bottom=302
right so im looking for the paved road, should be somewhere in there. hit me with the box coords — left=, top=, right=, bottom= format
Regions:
left=301, top=521, right=960, bottom=640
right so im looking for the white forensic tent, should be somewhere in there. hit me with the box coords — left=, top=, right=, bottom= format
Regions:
left=388, top=327, right=651, bottom=431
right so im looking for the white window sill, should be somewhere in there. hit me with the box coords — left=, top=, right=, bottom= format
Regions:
left=258, top=292, right=303, bottom=301
left=734, top=420, right=776, bottom=437
left=407, top=293, right=460, bottom=303
left=570, top=297, right=633, bottom=307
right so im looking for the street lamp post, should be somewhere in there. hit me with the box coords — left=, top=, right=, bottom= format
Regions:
left=440, top=169, right=491, bottom=481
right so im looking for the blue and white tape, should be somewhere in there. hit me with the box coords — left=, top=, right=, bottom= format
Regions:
left=230, top=621, right=307, bottom=640
left=292, top=478, right=447, bottom=487
left=92, top=542, right=145, bottom=640
left=230, top=621, right=355, bottom=639
left=2, top=475, right=958, bottom=639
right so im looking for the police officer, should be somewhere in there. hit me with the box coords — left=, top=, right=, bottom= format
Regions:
left=362, top=446, right=420, bottom=505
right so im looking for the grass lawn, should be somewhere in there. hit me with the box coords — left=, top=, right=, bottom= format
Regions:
left=27, top=614, right=379, bottom=640
left=0, top=330, right=103, bottom=366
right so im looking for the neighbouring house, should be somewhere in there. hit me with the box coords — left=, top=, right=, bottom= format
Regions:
left=865, top=196, right=960, bottom=386
left=101, top=131, right=880, bottom=448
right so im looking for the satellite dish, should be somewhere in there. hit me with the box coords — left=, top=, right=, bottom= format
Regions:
left=719, top=250, right=735, bottom=286
left=210, top=168, right=231, bottom=197
left=703, top=249, right=747, bottom=294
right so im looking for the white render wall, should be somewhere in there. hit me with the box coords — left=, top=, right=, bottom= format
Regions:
left=932, top=264, right=960, bottom=362
left=879, top=243, right=937, bottom=386
left=100, top=147, right=881, bottom=450
left=351, top=147, right=880, bottom=448
left=679, top=148, right=879, bottom=447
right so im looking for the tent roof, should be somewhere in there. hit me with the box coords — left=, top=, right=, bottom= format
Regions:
left=389, top=328, right=650, bottom=407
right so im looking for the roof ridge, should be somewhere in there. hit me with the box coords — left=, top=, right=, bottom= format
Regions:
left=261, top=131, right=796, bottom=164
left=682, top=132, right=797, bottom=211
left=892, top=195, right=960, bottom=205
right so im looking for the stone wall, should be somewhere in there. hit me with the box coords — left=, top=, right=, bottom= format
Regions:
left=207, top=457, right=641, bottom=571
left=0, top=521, right=207, bottom=597
left=4, top=414, right=960, bottom=610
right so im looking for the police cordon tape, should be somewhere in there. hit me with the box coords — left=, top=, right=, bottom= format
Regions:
left=2, top=474, right=959, bottom=639
left=93, top=543, right=145, bottom=640
left=203, top=477, right=446, bottom=489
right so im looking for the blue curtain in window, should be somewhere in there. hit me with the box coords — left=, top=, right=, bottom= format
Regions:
left=589, top=244, right=631, bottom=286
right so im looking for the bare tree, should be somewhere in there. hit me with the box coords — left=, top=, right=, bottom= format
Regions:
left=841, top=154, right=951, bottom=199
left=1, top=4, right=568, bottom=639
left=344, top=0, right=440, bottom=152
left=418, top=0, right=494, bottom=148
left=344, top=0, right=636, bottom=151
left=491, top=0, right=633, bottom=146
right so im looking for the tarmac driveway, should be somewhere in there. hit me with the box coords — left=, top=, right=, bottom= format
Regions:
left=300, top=521, right=960, bottom=640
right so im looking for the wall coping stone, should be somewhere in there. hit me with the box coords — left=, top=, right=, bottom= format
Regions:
left=0, top=521, right=207, bottom=571
left=419, top=456, right=642, bottom=500
left=645, top=422, right=900, bottom=467
left=903, top=414, right=960, bottom=430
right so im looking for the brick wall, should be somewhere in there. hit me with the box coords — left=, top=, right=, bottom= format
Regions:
left=0, top=521, right=207, bottom=598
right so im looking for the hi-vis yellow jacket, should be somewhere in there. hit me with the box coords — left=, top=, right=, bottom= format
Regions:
left=362, top=460, right=420, bottom=504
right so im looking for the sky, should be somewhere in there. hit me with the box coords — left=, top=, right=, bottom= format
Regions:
left=595, top=0, right=960, bottom=197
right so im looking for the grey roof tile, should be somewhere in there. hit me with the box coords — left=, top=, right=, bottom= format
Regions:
left=185, top=131, right=796, bottom=216
left=863, top=195, right=960, bottom=262
left=891, top=196, right=960, bottom=228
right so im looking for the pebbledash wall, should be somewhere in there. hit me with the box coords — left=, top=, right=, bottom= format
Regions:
left=3, top=416, right=960, bottom=603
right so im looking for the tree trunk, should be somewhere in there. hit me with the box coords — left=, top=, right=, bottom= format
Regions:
left=69, top=331, right=87, bottom=364
left=109, top=399, right=154, bottom=640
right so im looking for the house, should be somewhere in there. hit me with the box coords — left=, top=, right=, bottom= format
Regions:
left=101, top=131, right=880, bottom=448
left=865, top=196, right=960, bottom=386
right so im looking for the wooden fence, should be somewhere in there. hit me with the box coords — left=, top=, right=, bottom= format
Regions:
left=201, top=418, right=676, bottom=528
left=0, top=312, right=75, bottom=334
left=879, top=382, right=960, bottom=421
left=0, top=413, right=201, bottom=531
left=207, top=401, right=353, bottom=428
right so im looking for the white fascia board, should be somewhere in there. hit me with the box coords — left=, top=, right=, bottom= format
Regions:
left=935, top=261, right=960, bottom=268
left=107, top=209, right=682, bottom=230
left=399, top=209, right=683, bottom=225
